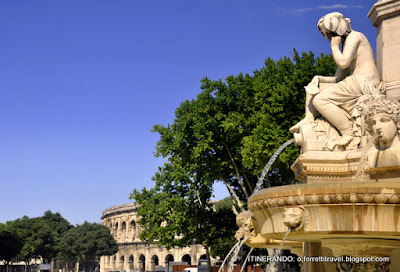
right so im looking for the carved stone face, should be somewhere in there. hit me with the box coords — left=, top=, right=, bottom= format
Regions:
left=235, top=211, right=256, bottom=240
left=283, top=207, right=304, bottom=228
left=370, top=114, right=398, bottom=147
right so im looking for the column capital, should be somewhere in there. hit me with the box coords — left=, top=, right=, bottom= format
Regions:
left=368, top=0, right=400, bottom=27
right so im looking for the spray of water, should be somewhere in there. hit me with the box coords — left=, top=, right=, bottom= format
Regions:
left=218, top=140, right=295, bottom=272
left=227, top=232, right=253, bottom=272
left=277, top=227, right=294, bottom=253
left=265, top=227, right=294, bottom=272
left=254, top=139, right=295, bottom=192
left=218, top=232, right=252, bottom=272
left=239, top=247, right=254, bottom=272
left=218, top=240, right=241, bottom=272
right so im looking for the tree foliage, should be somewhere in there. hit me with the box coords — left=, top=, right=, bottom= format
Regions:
left=58, top=222, right=118, bottom=270
left=131, top=187, right=237, bottom=269
left=0, top=223, right=23, bottom=272
left=132, top=50, right=336, bottom=266
left=35, top=211, right=73, bottom=263
left=209, top=198, right=237, bottom=258
left=7, top=216, right=39, bottom=268
left=7, top=211, right=72, bottom=265
left=3, top=211, right=107, bottom=272
left=152, top=50, right=335, bottom=201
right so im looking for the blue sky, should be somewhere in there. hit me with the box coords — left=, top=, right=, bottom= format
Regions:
left=0, top=0, right=376, bottom=225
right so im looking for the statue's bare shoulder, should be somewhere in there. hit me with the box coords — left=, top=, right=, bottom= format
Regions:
left=342, top=31, right=379, bottom=83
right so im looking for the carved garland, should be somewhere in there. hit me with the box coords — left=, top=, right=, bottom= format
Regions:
left=248, top=193, right=400, bottom=210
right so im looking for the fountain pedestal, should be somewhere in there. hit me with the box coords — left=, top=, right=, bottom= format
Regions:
left=291, top=150, right=366, bottom=183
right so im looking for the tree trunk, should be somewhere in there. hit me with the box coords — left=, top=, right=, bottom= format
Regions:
left=75, top=261, right=79, bottom=272
left=24, top=260, right=31, bottom=272
left=224, top=145, right=249, bottom=199
left=205, top=245, right=212, bottom=272
left=243, top=174, right=254, bottom=193
left=220, top=176, right=244, bottom=213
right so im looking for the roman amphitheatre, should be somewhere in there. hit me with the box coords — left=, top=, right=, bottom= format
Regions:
left=100, top=203, right=214, bottom=272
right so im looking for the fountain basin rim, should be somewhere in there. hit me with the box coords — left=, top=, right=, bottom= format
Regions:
left=249, top=182, right=400, bottom=210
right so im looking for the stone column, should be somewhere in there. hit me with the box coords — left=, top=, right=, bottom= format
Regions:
left=302, top=243, right=324, bottom=272
left=368, top=0, right=400, bottom=99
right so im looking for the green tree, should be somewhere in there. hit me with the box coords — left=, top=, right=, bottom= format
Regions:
left=0, top=223, right=23, bottom=272
left=58, top=222, right=118, bottom=272
left=209, top=198, right=237, bottom=258
left=37, top=211, right=73, bottom=263
left=131, top=188, right=237, bottom=272
left=132, top=50, right=336, bottom=270
left=150, top=50, right=335, bottom=206
left=7, top=211, right=73, bottom=268
left=7, top=217, right=39, bottom=272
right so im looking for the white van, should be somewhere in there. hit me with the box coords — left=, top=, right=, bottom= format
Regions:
left=183, top=268, right=198, bottom=272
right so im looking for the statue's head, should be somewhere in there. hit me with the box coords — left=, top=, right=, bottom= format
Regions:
left=318, top=12, right=351, bottom=40
left=365, top=99, right=400, bottom=148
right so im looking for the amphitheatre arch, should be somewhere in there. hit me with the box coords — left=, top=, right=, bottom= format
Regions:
left=181, top=254, right=191, bottom=265
left=139, top=254, right=146, bottom=272
left=128, top=255, right=134, bottom=270
left=150, top=255, right=159, bottom=271
left=164, top=254, right=174, bottom=272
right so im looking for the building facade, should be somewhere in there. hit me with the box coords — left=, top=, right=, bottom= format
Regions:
left=100, top=203, right=209, bottom=272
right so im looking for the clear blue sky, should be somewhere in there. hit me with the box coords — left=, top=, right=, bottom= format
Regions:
left=0, top=1, right=376, bottom=225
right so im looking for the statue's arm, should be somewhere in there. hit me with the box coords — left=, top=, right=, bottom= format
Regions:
left=331, top=34, right=359, bottom=69
left=318, top=75, right=337, bottom=83
left=334, top=66, right=346, bottom=82
left=314, top=67, right=346, bottom=84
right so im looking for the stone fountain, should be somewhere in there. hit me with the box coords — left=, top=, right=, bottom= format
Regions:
left=236, top=1, right=400, bottom=271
